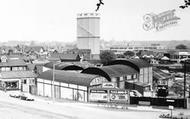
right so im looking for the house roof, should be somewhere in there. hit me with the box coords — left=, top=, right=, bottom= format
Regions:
left=24, top=46, right=44, bottom=53
left=60, top=54, right=81, bottom=61
left=101, top=65, right=138, bottom=77
left=0, top=59, right=27, bottom=67
left=82, top=64, right=138, bottom=81
left=49, top=53, right=81, bottom=61
left=161, top=56, right=169, bottom=60
left=38, top=70, right=100, bottom=87
left=153, top=67, right=173, bottom=80
left=108, top=59, right=152, bottom=71
left=0, top=71, right=37, bottom=79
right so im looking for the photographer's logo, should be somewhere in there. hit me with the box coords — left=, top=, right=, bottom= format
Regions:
left=143, top=9, right=180, bottom=31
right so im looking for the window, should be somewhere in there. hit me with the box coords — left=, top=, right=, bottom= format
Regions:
left=19, top=67, right=23, bottom=70
left=133, top=74, right=137, bottom=79
left=23, top=80, right=27, bottom=84
left=12, top=67, right=18, bottom=71
left=5, top=81, right=19, bottom=89
left=1, top=67, right=10, bottom=71
left=127, top=75, right=132, bottom=80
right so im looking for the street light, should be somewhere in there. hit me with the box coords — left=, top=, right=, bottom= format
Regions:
left=52, top=62, right=60, bottom=102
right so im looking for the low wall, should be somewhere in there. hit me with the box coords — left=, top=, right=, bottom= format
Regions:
left=130, top=96, right=187, bottom=108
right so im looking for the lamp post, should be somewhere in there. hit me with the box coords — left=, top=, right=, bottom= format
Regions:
left=52, top=63, right=55, bottom=102
left=52, top=62, right=60, bottom=102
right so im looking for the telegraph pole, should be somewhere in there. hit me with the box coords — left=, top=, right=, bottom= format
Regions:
left=183, top=60, right=187, bottom=108
left=184, top=60, right=186, bottom=98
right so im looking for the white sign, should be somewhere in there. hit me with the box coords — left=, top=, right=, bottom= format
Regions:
left=89, top=90, right=108, bottom=102
left=169, top=105, right=174, bottom=110
left=102, top=83, right=115, bottom=88
left=110, top=90, right=129, bottom=102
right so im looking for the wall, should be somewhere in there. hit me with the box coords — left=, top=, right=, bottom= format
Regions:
left=37, top=78, right=88, bottom=102
left=139, top=67, right=153, bottom=90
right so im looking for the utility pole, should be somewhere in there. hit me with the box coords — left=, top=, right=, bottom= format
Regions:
left=184, top=60, right=186, bottom=98
left=184, top=60, right=187, bottom=108
left=52, top=63, right=55, bottom=102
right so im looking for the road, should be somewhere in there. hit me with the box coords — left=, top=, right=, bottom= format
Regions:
left=0, top=91, right=188, bottom=119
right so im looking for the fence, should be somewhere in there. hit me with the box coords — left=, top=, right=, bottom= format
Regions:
left=130, top=96, right=187, bottom=108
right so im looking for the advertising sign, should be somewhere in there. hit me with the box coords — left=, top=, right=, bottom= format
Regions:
left=109, top=90, right=129, bottom=103
left=89, top=90, right=108, bottom=102
left=102, top=82, right=115, bottom=88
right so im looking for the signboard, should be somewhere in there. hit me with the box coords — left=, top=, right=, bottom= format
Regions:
left=89, top=90, right=108, bottom=102
left=109, top=90, right=129, bottom=103
left=89, top=89, right=129, bottom=103
left=169, top=105, right=174, bottom=110
left=139, top=101, right=151, bottom=106
left=102, top=82, right=115, bottom=88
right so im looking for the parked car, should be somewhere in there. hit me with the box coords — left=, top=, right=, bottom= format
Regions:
left=9, top=91, right=21, bottom=98
left=20, top=93, right=35, bottom=101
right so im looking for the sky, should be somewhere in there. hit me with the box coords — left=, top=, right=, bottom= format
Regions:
left=0, top=0, right=190, bottom=43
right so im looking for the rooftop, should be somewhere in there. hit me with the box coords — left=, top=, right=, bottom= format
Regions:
left=0, top=71, right=37, bottom=79
left=38, top=70, right=100, bottom=87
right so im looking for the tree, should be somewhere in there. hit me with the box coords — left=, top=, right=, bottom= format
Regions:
left=170, top=82, right=184, bottom=97
left=123, top=51, right=135, bottom=58
left=100, top=50, right=116, bottom=65
left=8, top=49, right=13, bottom=55
left=175, top=44, right=187, bottom=49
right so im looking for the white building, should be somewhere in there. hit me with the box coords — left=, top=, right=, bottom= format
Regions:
left=0, top=55, right=37, bottom=93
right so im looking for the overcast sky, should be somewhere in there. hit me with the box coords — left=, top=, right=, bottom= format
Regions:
left=0, top=0, right=190, bottom=42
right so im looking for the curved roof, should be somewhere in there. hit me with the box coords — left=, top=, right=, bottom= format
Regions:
left=82, top=65, right=138, bottom=81
left=38, top=70, right=100, bottom=87
left=108, top=59, right=151, bottom=71
left=44, top=62, right=84, bottom=70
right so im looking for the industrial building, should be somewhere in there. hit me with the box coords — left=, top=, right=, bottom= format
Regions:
left=77, top=13, right=100, bottom=59
left=37, top=70, right=108, bottom=102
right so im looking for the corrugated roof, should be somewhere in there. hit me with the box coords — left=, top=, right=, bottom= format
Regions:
left=153, top=67, right=173, bottom=80
left=82, top=65, right=138, bottom=81
left=101, top=65, right=138, bottom=77
left=108, top=59, right=152, bottom=71
left=0, top=71, right=37, bottom=79
left=24, top=46, right=44, bottom=53
left=38, top=70, right=100, bottom=87
left=44, top=61, right=94, bottom=70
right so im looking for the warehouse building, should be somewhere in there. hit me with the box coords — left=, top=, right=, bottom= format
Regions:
left=37, top=70, right=108, bottom=102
